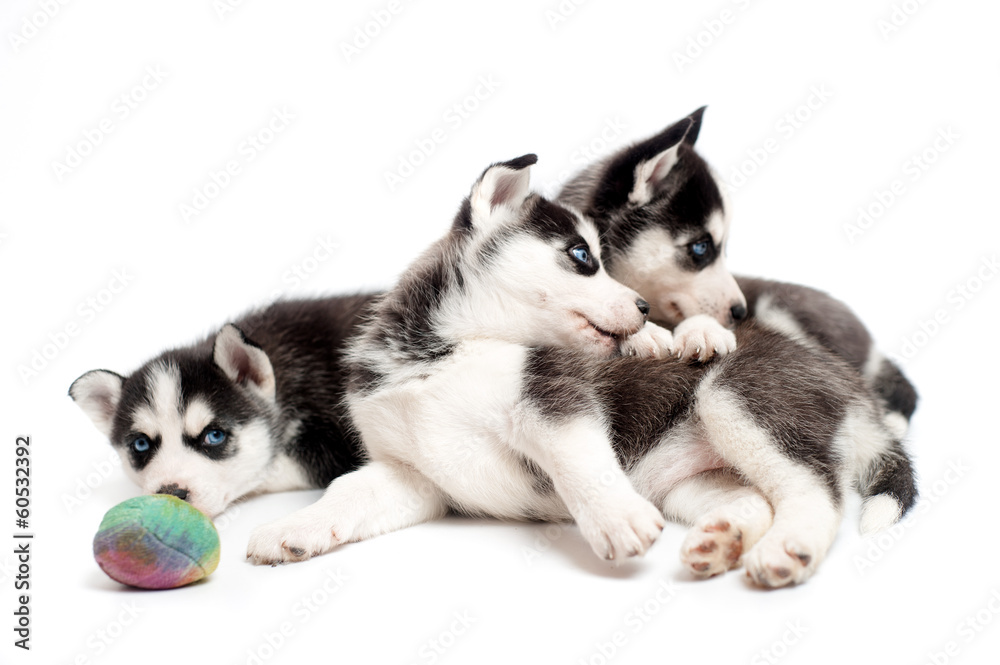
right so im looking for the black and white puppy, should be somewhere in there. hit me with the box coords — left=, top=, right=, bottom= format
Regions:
left=69, top=296, right=373, bottom=518
left=558, top=107, right=918, bottom=433
left=244, top=156, right=914, bottom=587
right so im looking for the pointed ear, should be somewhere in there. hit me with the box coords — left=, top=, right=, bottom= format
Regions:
left=69, top=370, right=125, bottom=438
left=628, top=116, right=697, bottom=205
left=591, top=116, right=695, bottom=212
left=683, top=106, right=707, bottom=146
left=213, top=324, right=276, bottom=401
left=468, top=154, right=537, bottom=231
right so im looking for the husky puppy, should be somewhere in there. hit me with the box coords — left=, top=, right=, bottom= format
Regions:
left=69, top=295, right=373, bottom=518
left=245, top=156, right=914, bottom=587
left=559, top=108, right=918, bottom=431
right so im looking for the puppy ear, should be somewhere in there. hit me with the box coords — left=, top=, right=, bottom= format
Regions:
left=590, top=114, right=697, bottom=211
left=213, top=324, right=276, bottom=401
left=683, top=106, right=707, bottom=146
left=467, top=154, right=537, bottom=231
left=69, top=370, right=125, bottom=438
left=628, top=115, right=702, bottom=205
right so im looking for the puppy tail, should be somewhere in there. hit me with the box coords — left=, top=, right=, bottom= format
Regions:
left=866, top=356, right=919, bottom=438
left=856, top=439, right=918, bottom=535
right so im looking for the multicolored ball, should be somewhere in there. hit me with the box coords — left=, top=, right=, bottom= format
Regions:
left=93, top=494, right=220, bottom=589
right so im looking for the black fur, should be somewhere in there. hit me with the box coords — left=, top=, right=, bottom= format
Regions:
left=738, top=276, right=919, bottom=419
left=709, top=325, right=857, bottom=501
left=522, top=322, right=870, bottom=502
left=857, top=439, right=918, bottom=514
left=103, top=294, right=375, bottom=488
left=587, top=115, right=694, bottom=217
left=558, top=115, right=919, bottom=426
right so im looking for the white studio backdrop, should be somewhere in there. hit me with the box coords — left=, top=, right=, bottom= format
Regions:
left=1, top=1, right=998, bottom=664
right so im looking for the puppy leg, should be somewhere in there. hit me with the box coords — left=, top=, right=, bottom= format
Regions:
left=511, top=413, right=665, bottom=562
left=246, top=460, right=447, bottom=566
left=672, top=314, right=737, bottom=362
left=660, top=469, right=774, bottom=578
left=695, top=387, right=843, bottom=587
left=620, top=321, right=675, bottom=358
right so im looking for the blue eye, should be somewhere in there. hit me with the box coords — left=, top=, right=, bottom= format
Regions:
left=131, top=436, right=150, bottom=453
left=691, top=241, right=710, bottom=257
left=570, top=246, right=590, bottom=264
left=203, top=429, right=227, bottom=446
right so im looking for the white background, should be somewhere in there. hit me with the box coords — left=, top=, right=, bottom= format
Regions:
left=2, top=0, right=999, bottom=663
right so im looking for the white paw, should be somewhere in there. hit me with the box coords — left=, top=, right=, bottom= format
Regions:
left=620, top=321, right=674, bottom=359
left=673, top=314, right=737, bottom=362
left=246, top=513, right=342, bottom=566
left=680, top=516, right=745, bottom=578
left=742, top=537, right=817, bottom=588
left=576, top=492, right=665, bottom=561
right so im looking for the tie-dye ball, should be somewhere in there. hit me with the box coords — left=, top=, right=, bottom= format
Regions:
left=93, top=494, right=220, bottom=589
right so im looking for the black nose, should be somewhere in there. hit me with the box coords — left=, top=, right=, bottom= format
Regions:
left=730, top=303, right=747, bottom=322
left=157, top=484, right=189, bottom=501
left=636, top=299, right=650, bottom=317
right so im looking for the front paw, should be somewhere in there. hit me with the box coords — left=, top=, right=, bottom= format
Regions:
left=576, top=492, right=665, bottom=562
left=673, top=315, right=736, bottom=362
left=620, top=322, right=674, bottom=359
left=246, top=514, right=341, bottom=566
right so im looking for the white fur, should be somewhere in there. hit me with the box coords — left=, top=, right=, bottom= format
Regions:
left=662, top=470, right=774, bottom=578
left=183, top=398, right=215, bottom=438
left=695, top=377, right=843, bottom=587
left=245, top=158, right=899, bottom=588
left=883, top=412, right=909, bottom=440
left=672, top=314, right=737, bottom=361
left=859, top=494, right=903, bottom=535
left=609, top=221, right=745, bottom=333
left=250, top=161, right=667, bottom=565
left=68, top=370, right=123, bottom=437
left=754, top=295, right=813, bottom=346
left=214, top=324, right=276, bottom=401
left=627, top=423, right=725, bottom=509
left=619, top=321, right=675, bottom=358
left=248, top=461, right=449, bottom=565
left=114, top=362, right=283, bottom=517
left=629, top=143, right=682, bottom=205
left=441, top=228, right=647, bottom=359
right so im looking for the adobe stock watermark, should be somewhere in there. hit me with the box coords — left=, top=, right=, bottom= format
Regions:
left=521, top=523, right=570, bottom=566
left=339, top=0, right=414, bottom=63
left=51, top=65, right=168, bottom=183
left=877, top=0, right=931, bottom=40
left=8, top=0, right=72, bottom=53
left=894, top=255, right=996, bottom=363
left=0, top=554, right=18, bottom=587
left=17, top=268, right=135, bottom=386
left=544, top=0, right=590, bottom=31
left=178, top=106, right=295, bottom=223
left=383, top=75, right=500, bottom=192
left=672, top=0, right=755, bottom=73
left=577, top=577, right=678, bottom=665
left=750, top=621, right=808, bottom=665
left=854, top=459, right=970, bottom=574
left=244, top=568, right=349, bottom=665
left=921, top=588, right=1000, bottom=665
left=844, top=126, right=958, bottom=244
left=726, top=84, right=833, bottom=192
left=539, top=116, right=629, bottom=198
left=405, top=611, right=477, bottom=665
left=71, top=601, right=145, bottom=663
left=264, top=234, right=341, bottom=301
left=214, top=0, right=249, bottom=20
left=61, top=450, right=123, bottom=515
